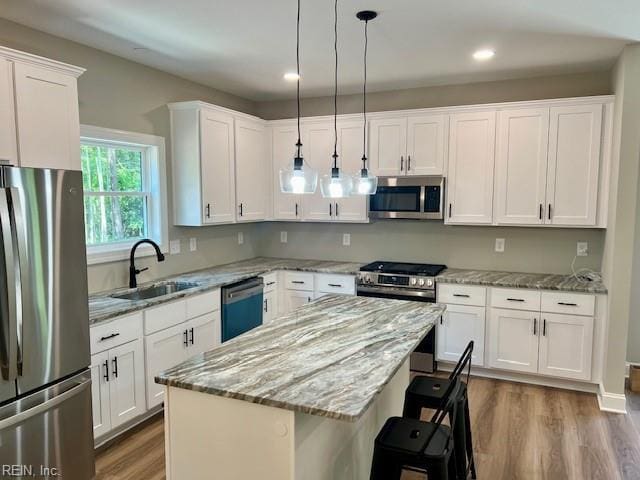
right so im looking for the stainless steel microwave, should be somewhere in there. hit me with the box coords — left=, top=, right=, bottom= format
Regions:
left=369, top=176, right=445, bottom=220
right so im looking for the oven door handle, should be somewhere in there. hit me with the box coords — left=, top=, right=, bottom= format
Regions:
left=357, top=285, right=436, bottom=300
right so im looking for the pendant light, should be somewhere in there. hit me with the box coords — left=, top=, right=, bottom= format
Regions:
left=279, top=0, right=318, bottom=194
left=352, top=10, right=378, bottom=195
left=320, top=0, right=353, bottom=199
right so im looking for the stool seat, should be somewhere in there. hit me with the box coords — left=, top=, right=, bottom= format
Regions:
left=406, top=376, right=457, bottom=409
left=376, top=416, right=452, bottom=458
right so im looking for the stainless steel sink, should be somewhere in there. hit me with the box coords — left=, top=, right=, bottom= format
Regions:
left=112, top=282, right=200, bottom=301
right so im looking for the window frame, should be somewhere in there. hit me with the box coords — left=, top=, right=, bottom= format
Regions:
left=80, top=125, right=168, bottom=265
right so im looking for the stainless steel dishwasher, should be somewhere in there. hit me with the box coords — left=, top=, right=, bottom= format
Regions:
left=221, top=277, right=264, bottom=342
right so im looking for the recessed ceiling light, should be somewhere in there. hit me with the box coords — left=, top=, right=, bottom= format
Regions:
left=283, top=72, right=300, bottom=81
left=473, top=49, right=495, bottom=61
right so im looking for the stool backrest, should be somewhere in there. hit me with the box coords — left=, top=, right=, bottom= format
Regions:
left=448, top=340, right=474, bottom=386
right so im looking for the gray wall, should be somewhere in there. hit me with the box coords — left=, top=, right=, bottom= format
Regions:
left=0, top=18, right=260, bottom=293
left=257, top=71, right=612, bottom=120
left=256, top=222, right=604, bottom=274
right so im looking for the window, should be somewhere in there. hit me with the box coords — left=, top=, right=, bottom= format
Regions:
left=80, top=126, right=167, bottom=264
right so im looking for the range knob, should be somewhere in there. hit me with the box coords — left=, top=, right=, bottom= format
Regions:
left=426, top=278, right=434, bottom=287
left=410, top=278, right=418, bottom=286
left=418, top=278, right=426, bottom=287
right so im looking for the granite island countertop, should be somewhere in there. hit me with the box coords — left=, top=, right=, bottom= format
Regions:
left=89, top=257, right=364, bottom=325
left=155, top=294, right=444, bottom=422
left=435, top=268, right=607, bottom=294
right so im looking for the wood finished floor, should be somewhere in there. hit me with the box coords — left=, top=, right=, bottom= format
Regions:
left=95, top=377, right=640, bottom=480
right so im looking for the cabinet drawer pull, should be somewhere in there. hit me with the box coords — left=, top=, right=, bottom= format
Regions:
left=291, top=280, right=305, bottom=284
left=328, top=283, right=343, bottom=288
left=533, top=318, right=537, bottom=336
left=99, top=333, right=120, bottom=342
left=103, top=360, right=109, bottom=382
left=453, top=294, right=470, bottom=298
left=266, top=281, right=276, bottom=286
left=112, top=357, right=118, bottom=378
left=507, top=298, right=525, bottom=302
left=557, top=302, right=578, bottom=307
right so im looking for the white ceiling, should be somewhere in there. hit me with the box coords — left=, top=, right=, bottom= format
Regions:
left=1, top=0, right=638, bottom=101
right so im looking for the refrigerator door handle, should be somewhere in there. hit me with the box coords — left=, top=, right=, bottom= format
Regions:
left=0, top=377, right=90, bottom=431
left=0, top=190, right=17, bottom=382
left=7, top=188, right=27, bottom=375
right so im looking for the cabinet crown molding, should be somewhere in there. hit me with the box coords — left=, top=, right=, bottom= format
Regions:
left=0, top=45, right=85, bottom=77
left=167, top=100, right=264, bottom=124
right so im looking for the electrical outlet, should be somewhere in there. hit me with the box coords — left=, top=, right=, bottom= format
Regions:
left=577, top=242, right=588, bottom=257
left=169, top=239, right=181, bottom=255
left=342, top=233, right=351, bottom=246
left=495, top=238, right=505, bottom=253
left=238, top=232, right=244, bottom=245
left=189, top=238, right=197, bottom=252
left=280, top=231, right=288, bottom=243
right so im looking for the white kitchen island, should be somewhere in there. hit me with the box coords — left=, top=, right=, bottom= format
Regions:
left=156, top=295, right=444, bottom=480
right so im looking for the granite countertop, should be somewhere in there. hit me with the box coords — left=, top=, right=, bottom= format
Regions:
left=436, top=268, right=607, bottom=294
left=88, top=257, right=364, bottom=325
left=155, top=294, right=443, bottom=422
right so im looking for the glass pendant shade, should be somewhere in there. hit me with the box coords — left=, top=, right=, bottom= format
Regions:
left=320, top=167, right=353, bottom=198
left=353, top=167, right=378, bottom=195
left=280, top=156, right=318, bottom=194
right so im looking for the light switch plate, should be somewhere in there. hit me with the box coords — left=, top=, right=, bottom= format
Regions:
left=495, top=238, right=505, bottom=253
left=577, top=242, right=588, bottom=257
left=170, top=239, right=181, bottom=255
left=342, top=233, right=351, bottom=246
left=280, top=231, right=288, bottom=243
left=238, top=232, right=244, bottom=245
left=189, top=238, right=197, bottom=252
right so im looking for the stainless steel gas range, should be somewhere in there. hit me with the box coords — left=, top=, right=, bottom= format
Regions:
left=356, top=261, right=447, bottom=373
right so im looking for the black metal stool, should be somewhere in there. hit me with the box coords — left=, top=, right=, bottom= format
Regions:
left=370, top=377, right=461, bottom=480
left=403, top=341, right=477, bottom=480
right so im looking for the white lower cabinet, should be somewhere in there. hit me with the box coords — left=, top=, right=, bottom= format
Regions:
left=437, top=304, right=485, bottom=366
left=488, top=308, right=539, bottom=374
left=186, top=313, right=220, bottom=357
left=90, top=350, right=111, bottom=439
left=263, top=289, right=278, bottom=324
left=538, top=313, right=593, bottom=381
left=284, top=290, right=315, bottom=312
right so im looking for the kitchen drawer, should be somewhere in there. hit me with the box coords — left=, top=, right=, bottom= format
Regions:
left=90, top=312, right=143, bottom=354
left=144, top=299, right=187, bottom=335
left=284, top=271, right=314, bottom=292
left=315, top=274, right=355, bottom=295
left=541, top=291, right=595, bottom=316
left=491, top=288, right=541, bottom=311
left=186, top=289, right=220, bottom=319
left=437, top=284, right=486, bottom=307
left=261, top=272, right=278, bottom=293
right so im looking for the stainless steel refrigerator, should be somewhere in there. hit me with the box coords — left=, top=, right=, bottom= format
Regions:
left=0, top=167, right=94, bottom=479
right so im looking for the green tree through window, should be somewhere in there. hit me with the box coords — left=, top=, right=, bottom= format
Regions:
left=81, top=142, right=149, bottom=245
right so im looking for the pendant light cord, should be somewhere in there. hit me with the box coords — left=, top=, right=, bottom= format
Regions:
left=296, top=0, right=301, bottom=155
left=332, top=0, right=338, bottom=168
left=362, top=18, right=368, bottom=167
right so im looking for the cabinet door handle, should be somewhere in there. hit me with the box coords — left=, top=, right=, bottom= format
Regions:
left=557, top=302, right=578, bottom=307
left=448, top=203, right=452, bottom=218
left=539, top=204, right=543, bottom=221
left=533, top=318, right=537, bottom=336
left=307, top=296, right=312, bottom=302
left=291, top=280, right=305, bottom=284
left=205, top=203, right=211, bottom=218
left=183, top=329, right=189, bottom=347
left=328, top=283, right=342, bottom=288
left=329, top=203, right=333, bottom=217
left=507, top=298, right=525, bottom=302
left=548, top=204, right=552, bottom=220
left=400, top=156, right=404, bottom=172
left=189, top=327, right=194, bottom=345
left=295, top=203, right=298, bottom=217
left=407, top=155, right=411, bottom=172
left=543, top=319, right=547, bottom=337
left=103, top=360, right=109, bottom=382
left=239, top=203, right=243, bottom=217
left=440, top=315, right=443, bottom=325
left=99, top=332, right=120, bottom=342
left=335, top=203, right=339, bottom=217
left=264, top=298, right=268, bottom=313
left=112, top=357, right=118, bottom=378
left=453, top=293, right=470, bottom=298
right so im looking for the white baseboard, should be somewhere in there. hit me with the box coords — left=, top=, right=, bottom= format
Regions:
left=597, top=383, right=627, bottom=414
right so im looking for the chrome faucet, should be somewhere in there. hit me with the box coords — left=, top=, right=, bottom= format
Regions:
left=129, top=239, right=165, bottom=288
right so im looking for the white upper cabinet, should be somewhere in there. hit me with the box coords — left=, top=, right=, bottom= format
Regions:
left=369, top=114, right=446, bottom=177
left=0, top=59, right=17, bottom=166
left=446, top=111, right=496, bottom=224
left=369, top=117, right=407, bottom=176
left=302, top=122, right=334, bottom=221
left=334, top=121, right=368, bottom=222
left=235, top=118, right=268, bottom=222
left=495, top=108, right=550, bottom=225
left=200, top=108, right=236, bottom=224
left=406, top=114, right=447, bottom=176
left=271, top=124, right=303, bottom=220
left=546, top=104, right=602, bottom=226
